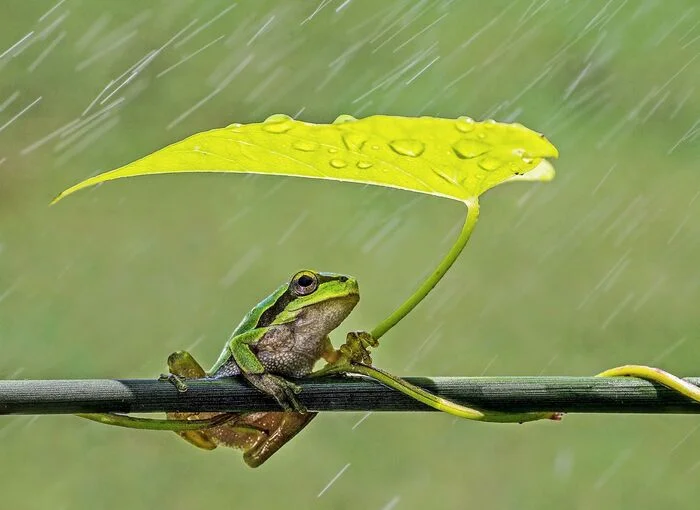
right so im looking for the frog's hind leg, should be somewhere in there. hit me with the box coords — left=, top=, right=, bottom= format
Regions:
left=240, top=412, right=317, bottom=468
left=165, top=350, right=226, bottom=450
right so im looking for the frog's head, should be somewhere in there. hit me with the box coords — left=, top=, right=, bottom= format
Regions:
left=279, top=270, right=359, bottom=333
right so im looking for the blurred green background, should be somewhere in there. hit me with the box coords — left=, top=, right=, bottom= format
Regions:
left=1, top=0, right=699, bottom=508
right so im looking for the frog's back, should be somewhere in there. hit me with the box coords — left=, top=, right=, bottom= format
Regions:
left=207, top=282, right=289, bottom=377
left=231, top=282, right=289, bottom=335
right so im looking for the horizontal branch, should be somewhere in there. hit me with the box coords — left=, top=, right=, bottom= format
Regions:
left=1, top=375, right=700, bottom=415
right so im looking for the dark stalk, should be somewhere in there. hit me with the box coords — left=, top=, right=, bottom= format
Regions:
left=1, top=375, right=699, bottom=415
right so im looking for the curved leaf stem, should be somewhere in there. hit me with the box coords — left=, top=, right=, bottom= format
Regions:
left=313, top=361, right=557, bottom=423
left=370, top=198, right=480, bottom=340
left=596, top=365, right=700, bottom=402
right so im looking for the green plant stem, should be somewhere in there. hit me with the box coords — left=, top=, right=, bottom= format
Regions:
left=312, top=361, right=557, bottom=423
left=345, top=363, right=558, bottom=423
left=370, top=198, right=480, bottom=340
left=596, top=365, right=700, bottom=401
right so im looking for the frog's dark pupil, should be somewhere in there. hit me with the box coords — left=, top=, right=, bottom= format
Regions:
left=298, top=275, right=314, bottom=287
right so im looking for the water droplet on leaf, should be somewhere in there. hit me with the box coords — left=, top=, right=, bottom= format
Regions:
left=356, top=161, right=372, bottom=169
left=478, top=156, right=502, bottom=171
left=453, top=139, right=490, bottom=159
left=455, top=116, right=475, bottom=133
left=389, top=139, right=425, bottom=157
left=262, top=114, right=293, bottom=133
left=330, top=159, right=347, bottom=168
left=513, top=147, right=534, bottom=164
left=342, top=132, right=367, bottom=151
left=432, top=168, right=458, bottom=185
left=333, top=114, right=357, bottom=124
left=292, top=140, right=319, bottom=152
left=264, top=114, right=292, bottom=123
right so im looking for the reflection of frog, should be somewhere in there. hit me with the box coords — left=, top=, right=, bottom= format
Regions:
left=163, top=270, right=360, bottom=467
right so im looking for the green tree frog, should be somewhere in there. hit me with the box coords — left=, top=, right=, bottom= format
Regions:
left=161, top=269, right=366, bottom=467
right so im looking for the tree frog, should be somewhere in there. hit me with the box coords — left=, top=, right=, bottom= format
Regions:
left=161, top=269, right=368, bottom=467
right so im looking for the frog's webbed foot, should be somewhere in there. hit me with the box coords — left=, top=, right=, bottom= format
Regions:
left=311, top=331, right=378, bottom=379
left=159, top=350, right=208, bottom=392
left=159, top=372, right=189, bottom=393
left=340, top=331, right=378, bottom=365
left=162, top=350, right=225, bottom=449
left=242, top=411, right=317, bottom=468
left=244, top=373, right=306, bottom=413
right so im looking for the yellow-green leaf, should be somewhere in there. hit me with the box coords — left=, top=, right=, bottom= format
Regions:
left=52, top=114, right=558, bottom=204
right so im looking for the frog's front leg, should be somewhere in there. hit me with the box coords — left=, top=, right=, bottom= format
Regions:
left=227, top=328, right=306, bottom=413
left=159, top=350, right=207, bottom=393
left=165, top=350, right=232, bottom=450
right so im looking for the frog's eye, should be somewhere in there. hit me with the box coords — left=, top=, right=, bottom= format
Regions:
left=291, top=271, right=318, bottom=296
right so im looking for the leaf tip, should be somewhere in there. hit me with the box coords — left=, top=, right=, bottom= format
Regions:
left=50, top=181, right=88, bottom=204
left=507, top=159, right=556, bottom=185
left=51, top=172, right=111, bottom=204
left=544, top=137, right=559, bottom=159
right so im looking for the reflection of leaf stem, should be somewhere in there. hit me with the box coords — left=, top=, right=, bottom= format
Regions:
left=77, top=412, right=237, bottom=431
left=370, top=198, right=480, bottom=340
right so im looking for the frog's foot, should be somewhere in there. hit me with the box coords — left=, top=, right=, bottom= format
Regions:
left=159, top=373, right=189, bottom=393
left=244, top=373, right=306, bottom=413
left=309, top=331, right=378, bottom=379
left=340, top=331, right=378, bottom=365
left=167, top=350, right=205, bottom=378
left=160, top=350, right=206, bottom=393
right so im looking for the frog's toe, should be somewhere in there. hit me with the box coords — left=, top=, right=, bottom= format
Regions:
left=284, top=379, right=303, bottom=394
left=339, top=343, right=369, bottom=365
left=281, top=386, right=306, bottom=413
left=159, top=373, right=189, bottom=393
left=357, top=331, right=379, bottom=348
left=274, top=376, right=306, bottom=413
left=342, top=331, right=378, bottom=364
left=246, top=373, right=307, bottom=413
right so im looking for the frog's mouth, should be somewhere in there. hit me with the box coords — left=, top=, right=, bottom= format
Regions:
left=338, top=289, right=360, bottom=306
